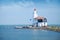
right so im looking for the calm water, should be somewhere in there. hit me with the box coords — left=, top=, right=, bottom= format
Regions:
left=0, top=25, right=60, bottom=40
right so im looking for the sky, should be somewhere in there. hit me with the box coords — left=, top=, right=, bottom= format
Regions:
left=0, top=0, right=60, bottom=25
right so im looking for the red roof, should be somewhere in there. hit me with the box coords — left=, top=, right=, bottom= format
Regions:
left=34, top=16, right=44, bottom=20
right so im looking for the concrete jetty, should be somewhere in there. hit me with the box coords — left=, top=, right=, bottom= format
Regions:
left=15, top=26, right=60, bottom=32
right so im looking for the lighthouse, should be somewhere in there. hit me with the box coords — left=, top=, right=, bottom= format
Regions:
left=33, top=8, right=38, bottom=27
left=33, top=8, right=38, bottom=18
left=33, top=8, right=47, bottom=27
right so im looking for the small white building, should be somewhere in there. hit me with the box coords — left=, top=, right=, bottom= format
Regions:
left=33, top=8, right=47, bottom=27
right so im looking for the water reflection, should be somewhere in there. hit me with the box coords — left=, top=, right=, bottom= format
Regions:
left=32, top=29, right=60, bottom=40
left=32, top=29, right=38, bottom=40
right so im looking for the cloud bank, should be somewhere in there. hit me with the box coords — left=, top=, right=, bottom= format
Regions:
left=0, top=0, right=60, bottom=7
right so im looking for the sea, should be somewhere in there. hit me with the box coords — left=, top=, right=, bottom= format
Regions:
left=0, top=25, right=60, bottom=40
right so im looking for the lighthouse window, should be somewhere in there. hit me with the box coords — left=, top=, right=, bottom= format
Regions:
left=38, top=19, right=43, bottom=22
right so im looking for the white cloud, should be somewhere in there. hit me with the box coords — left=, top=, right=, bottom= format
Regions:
left=14, top=1, right=35, bottom=8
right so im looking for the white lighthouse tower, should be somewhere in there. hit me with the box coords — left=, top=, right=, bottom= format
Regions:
left=33, top=8, right=38, bottom=18
left=33, top=8, right=38, bottom=27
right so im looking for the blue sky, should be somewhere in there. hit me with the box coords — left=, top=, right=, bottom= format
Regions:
left=0, top=0, right=60, bottom=25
